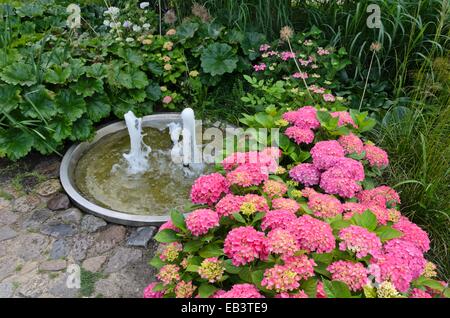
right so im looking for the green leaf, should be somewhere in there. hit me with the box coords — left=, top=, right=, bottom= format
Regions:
left=130, top=70, right=149, bottom=89
left=375, top=226, right=403, bottom=242
left=86, top=63, right=107, bottom=79
left=44, top=65, right=71, bottom=84
left=70, top=117, right=92, bottom=141
left=201, top=43, right=238, bottom=76
left=323, top=280, right=352, bottom=298
left=170, top=210, right=187, bottom=231
left=185, top=264, right=200, bottom=272
left=154, top=229, right=179, bottom=243
left=0, top=129, right=34, bottom=160
left=331, top=220, right=352, bottom=231
left=149, top=256, right=165, bottom=269
left=16, top=3, right=44, bottom=17
left=72, top=78, right=104, bottom=97
left=0, top=85, right=21, bottom=113
left=116, top=48, right=143, bottom=66
left=177, top=22, right=199, bottom=42
left=240, top=32, right=266, bottom=60
left=56, top=89, right=86, bottom=121
left=50, top=116, right=72, bottom=142
left=223, top=260, right=241, bottom=274
left=232, top=212, right=246, bottom=223
left=238, top=267, right=253, bottom=283
left=0, top=63, right=37, bottom=86
left=351, top=210, right=377, bottom=231
left=21, top=86, right=57, bottom=120
left=198, top=284, right=217, bottom=298
left=300, top=278, right=318, bottom=298
left=312, top=253, right=333, bottom=266
left=363, top=284, right=377, bottom=298
left=183, top=240, right=204, bottom=253
left=146, top=83, right=162, bottom=101
left=86, top=95, right=111, bottom=122
left=198, top=244, right=223, bottom=258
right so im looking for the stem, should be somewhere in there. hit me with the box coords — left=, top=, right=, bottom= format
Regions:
left=359, top=50, right=375, bottom=111
left=286, top=38, right=314, bottom=101
left=159, top=0, right=162, bottom=36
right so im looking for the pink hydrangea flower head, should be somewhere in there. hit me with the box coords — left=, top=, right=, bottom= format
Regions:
left=260, top=44, right=271, bottom=52
left=322, top=157, right=365, bottom=181
left=323, top=94, right=336, bottom=102
left=410, top=288, right=432, bottom=298
left=143, top=282, right=164, bottom=298
left=276, top=291, right=308, bottom=298
left=338, top=225, right=382, bottom=258
left=316, top=281, right=327, bottom=298
left=261, top=209, right=298, bottom=231
left=289, top=163, right=321, bottom=186
left=317, top=47, right=330, bottom=55
left=215, top=284, right=264, bottom=298
left=162, top=95, right=173, bottom=104
left=226, top=163, right=269, bottom=187
left=338, top=133, right=364, bottom=155
left=327, top=261, right=368, bottom=291
left=282, top=254, right=316, bottom=280
left=285, top=126, right=315, bottom=144
left=319, top=174, right=362, bottom=198
left=190, top=173, right=230, bottom=205
left=307, top=192, right=343, bottom=219
left=271, top=198, right=300, bottom=214
left=310, top=140, right=345, bottom=170
left=343, top=204, right=390, bottom=225
left=263, top=180, right=288, bottom=198
left=253, top=63, right=267, bottom=72
left=342, top=202, right=367, bottom=214
left=267, top=228, right=299, bottom=256
left=281, top=106, right=320, bottom=130
left=224, top=226, right=268, bottom=266
left=198, top=257, right=225, bottom=283
left=357, top=186, right=400, bottom=208
left=281, top=51, right=296, bottom=60
left=289, top=215, right=335, bottom=253
left=215, top=194, right=244, bottom=217
left=159, top=242, right=183, bottom=262
left=392, top=217, right=430, bottom=253
left=159, top=220, right=179, bottom=232
left=364, top=144, right=389, bottom=168
left=293, top=72, right=308, bottom=79
left=242, top=194, right=269, bottom=213
left=222, top=151, right=278, bottom=173
left=157, top=264, right=181, bottom=285
left=175, top=281, right=196, bottom=298
left=185, top=209, right=219, bottom=236
left=261, top=264, right=301, bottom=292
left=331, top=111, right=357, bottom=128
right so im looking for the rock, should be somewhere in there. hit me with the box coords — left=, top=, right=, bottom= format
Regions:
left=48, top=272, right=79, bottom=298
left=35, top=160, right=60, bottom=178
left=0, top=282, right=14, bottom=298
left=91, top=225, right=127, bottom=255
left=47, top=193, right=70, bottom=211
left=94, top=272, right=143, bottom=298
left=104, top=247, right=142, bottom=273
left=70, top=235, right=94, bottom=261
left=13, top=195, right=41, bottom=213
left=60, top=208, right=83, bottom=224
left=126, top=226, right=157, bottom=248
left=0, top=226, right=18, bottom=242
left=0, top=197, right=11, bottom=211
left=82, top=256, right=107, bottom=273
left=0, top=209, right=18, bottom=226
left=81, top=215, right=107, bottom=233
left=41, top=223, right=77, bottom=238
left=15, top=234, right=50, bottom=261
left=50, top=239, right=70, bottom=260
left=39, top=260, right=67, bottom=272
left=35, top=179, right=62, bottom=197
left=17, top=274, right=50, bottom=298
left=22, top=208, right=53, bottom=230
left=0, top=257, right=20, bottom=281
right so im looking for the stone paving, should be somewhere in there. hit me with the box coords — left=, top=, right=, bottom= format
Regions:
left=0, top=155, right=158, bottom=298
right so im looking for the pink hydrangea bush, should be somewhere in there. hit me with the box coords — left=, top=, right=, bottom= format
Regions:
left=148, top=107, right=447, bottom=299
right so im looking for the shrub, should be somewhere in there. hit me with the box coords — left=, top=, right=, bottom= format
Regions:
left=147, top=105, right=448, bottom=298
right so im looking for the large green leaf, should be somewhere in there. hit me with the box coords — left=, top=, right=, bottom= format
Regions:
left=0, top=129, right=34, bottom=160
left=56, top=89, right=86, bottom=121
left=86, top=95, right=111, bottom=122
left=21, top=86, right=57, bottom=120
left=198, top=243, right=224, bottom=258
left=115, top=48, right=144, bottom=66
left=50, top=116, right=72, bottom=142
left=72, top=78, right=104, bottom=97
left=0, top=63, right=37, bottom=86
left=240, top=32, right=266, bottom=60
left=351, top=210, right=378, bottom=231
left=85, top=63, right=107, bottom=79
left=44, top=65, right=71, bottom=84
left=0, top=85, right=21, bottom=113
left=177, top=22, right=199, bottom=42
left=201, top=43, right=238, bottom=76
left=70, top=117, right=92, bottom=141
left=154, top=229, right=179, bottom=243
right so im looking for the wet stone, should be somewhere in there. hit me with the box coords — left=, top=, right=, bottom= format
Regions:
left=126, top=226, right=157, bottom=248
left=50, top=239, right=70, bottom=260
left=35, top=179, right=62, bottom=197
left=91, top=225, right=126, bottom=255
left=70, top=235, right=94, bottom=261
left=0, top=210, right=18, bottom=226
left=41, top=223, right=77, bottom=238
left=0, top=282, right=14, bottom=298
left=104, top=247, right=142, bottom=273
left=82, top=255, right=107, bottom=273
left=13, top=195, right=41, bottom=213
left=60, top=208, right=83, bottom=224
left=81, top=215, right=107, bottom=233
left=15, top=234, right=50, bottom=261
left=39, top=259, right=67, bottom=272
left=47, top=193, right=70, bottom=211
left=0, top=226, right=18, bottom=242
left=35, top=160, right=60, bottom=178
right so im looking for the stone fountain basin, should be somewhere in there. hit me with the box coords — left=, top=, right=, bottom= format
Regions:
left=60, top=113, right=182, bottom=226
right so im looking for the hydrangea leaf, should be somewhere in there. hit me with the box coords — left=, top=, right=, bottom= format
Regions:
left=351, top=210, right=378, bottom=231
left=198, top=284, right=217, bottom=298
left=375, top=226, right=403, bottom=242
left=0, top=63, right=37, bottom=86
left=148, top=256, right=165, bottom=269
left=183, top=240, right=204, bottom=253
left=198, top=243, right=223, bottom=258
left=170, top=209, right=187, bottom=232
left=154, top=229, right=179, bottom=243
left=56, top=89, right=86, bottom=121
left=201, top=43, right=238, bottom=76
left=85, top=95, right=111, bottom=122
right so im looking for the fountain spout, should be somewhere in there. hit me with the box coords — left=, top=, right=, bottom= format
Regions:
left=181, top=108, right=198, bottom=166
left=122, top=111, right=151, bottom=174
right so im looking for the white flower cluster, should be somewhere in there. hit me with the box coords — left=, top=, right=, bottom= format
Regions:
left=140, top=2, right=150, bottom=9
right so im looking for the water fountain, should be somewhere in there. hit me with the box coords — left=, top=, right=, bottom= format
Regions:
left=60, top=109, right=211, bottom=226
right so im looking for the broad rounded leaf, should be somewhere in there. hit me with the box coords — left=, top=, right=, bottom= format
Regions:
left=56, top=89, right=86, bottom=121
left=0, top=85, right=21, bottom=113
left=201, top=43, right=238, bottom=76
left=0, top=63, right=37, bottom=86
